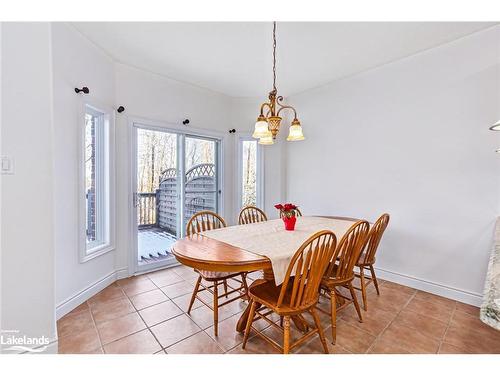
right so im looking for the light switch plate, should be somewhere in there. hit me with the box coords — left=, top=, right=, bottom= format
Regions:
left=1, top=156, right=14, bottom=175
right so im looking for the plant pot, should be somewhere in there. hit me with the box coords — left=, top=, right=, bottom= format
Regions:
left=283, top=215, right=297, bottom=231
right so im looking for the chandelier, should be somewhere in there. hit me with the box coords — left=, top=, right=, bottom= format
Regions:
left=252, top=22, right=305, bottom=145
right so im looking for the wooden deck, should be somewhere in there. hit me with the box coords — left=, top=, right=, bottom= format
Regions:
left=138, top=227, right=177, bottom=264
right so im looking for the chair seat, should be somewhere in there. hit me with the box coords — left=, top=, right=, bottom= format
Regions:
left=356, top=252, right=375, bottom=266
left=196, top=269, right=241, bottom=281
left=321, top=275, right=354, bottom=289
left=248, top=279, right=315, bottom=314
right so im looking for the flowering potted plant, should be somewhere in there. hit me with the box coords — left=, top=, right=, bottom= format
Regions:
left=274, top=203, right=299, bottom=231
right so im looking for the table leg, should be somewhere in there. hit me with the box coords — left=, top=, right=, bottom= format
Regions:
left=236, top=301, right=261, bottom=332
left=291, top=315, right=309, bottom=332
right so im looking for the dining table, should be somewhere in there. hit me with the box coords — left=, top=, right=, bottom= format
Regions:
left=171, top=215, right=361, bottom=333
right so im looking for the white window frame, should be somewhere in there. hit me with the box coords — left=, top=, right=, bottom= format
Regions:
left=237, top=135, right=264, bottom=211
left=78, top=101, right=115, bottom=263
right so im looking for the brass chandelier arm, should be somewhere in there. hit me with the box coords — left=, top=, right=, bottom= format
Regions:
left=277, top=104, right=298, bottom=120
left=259, top=102, right=273, bottom=116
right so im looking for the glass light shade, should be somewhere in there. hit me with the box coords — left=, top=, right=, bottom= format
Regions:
left=252, top=116, right=270, bottom=138
left=258, top=135, right=274, bottom=145
left=489, top=120, right=500, bottom=131
left=286, top=121, right=305, bottom=141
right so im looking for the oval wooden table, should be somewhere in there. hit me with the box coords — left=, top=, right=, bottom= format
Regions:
left=172, top=233, right=271, bottom=332
left=171, top=216, right=361, bottom=333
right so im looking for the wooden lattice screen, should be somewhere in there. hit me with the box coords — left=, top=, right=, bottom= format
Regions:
left=157, top=163, right=216, bottom=235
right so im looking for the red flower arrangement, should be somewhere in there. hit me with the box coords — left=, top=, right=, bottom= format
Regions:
left=274, top=203, right=299, bottom=231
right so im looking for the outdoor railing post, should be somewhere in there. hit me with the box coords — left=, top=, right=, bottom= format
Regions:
left=155, top=189, right=160, bottom=227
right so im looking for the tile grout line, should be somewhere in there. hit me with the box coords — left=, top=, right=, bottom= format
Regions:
left=166, top=270, right=253, bottom=353
left=86, top=299, right=105, bottom=354
left=61, top=268, right=261, bottom=353
left=364, top=288, right=418, bottom=353
left=437, top=301, right=457, bottom=354
left=109, top=275, right=177, bottom=353
left=104, top=282, right=159, bottom=352
left=146, top=269, right=230, bottom=353
left=135, top=274, right=207, bottom=353
left=401, top=292, right=459, bottom=350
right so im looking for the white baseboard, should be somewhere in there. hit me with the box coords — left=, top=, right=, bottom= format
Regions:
left=56, top=267, right=129, bottom=320
left=375, top=266, right=483, bottom=307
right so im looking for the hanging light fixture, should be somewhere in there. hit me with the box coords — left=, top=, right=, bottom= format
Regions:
left=489, top=120, right=500, bottom=131
left=252, top=22, right=305, bottom=145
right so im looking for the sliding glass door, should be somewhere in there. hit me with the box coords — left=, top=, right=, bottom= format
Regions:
left=183, top=136, right=219, bottom=230
left=133, top=124, right=221, bottom=273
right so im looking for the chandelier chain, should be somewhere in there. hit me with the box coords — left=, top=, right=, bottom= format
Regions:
left=272, top=21, right=277, bottom=92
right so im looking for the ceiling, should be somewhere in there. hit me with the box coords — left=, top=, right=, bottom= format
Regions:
left=72, top=22, right=496, bottom=97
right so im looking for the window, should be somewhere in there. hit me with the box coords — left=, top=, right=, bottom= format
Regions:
left=80, top=103, right=114, bottom=262
left=238, top=137, right=263, bottom=209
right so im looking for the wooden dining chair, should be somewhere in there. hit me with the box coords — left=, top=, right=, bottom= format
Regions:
left=318, top=220, right=370, bottom=344
left=185, top=210, right=248, bottom=336
left=354, top=213, right=390, bottom=311
left=242, top=230, right=337, bottom=354
left=238, top=206, right=268, bottom=225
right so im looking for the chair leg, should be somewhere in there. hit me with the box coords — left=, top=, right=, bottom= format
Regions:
left=213, top=280, right=219, bottom=336
left=370, top=265, right=380, bottom=295
left=330, top=290, right=337, bottom=344
left=223, top=280, right=228, bottom=297
left=359, top=266, right=368, bottom=311
left=241, top=273, right=249, bottom=296
left=310, top=308, right=329, bottom=354
left=242, top=300, right=257, bottom=349
left=283, top=316, right=291, bottom=354
left=349, top=282, right=363, bottom=323
left=187, top=275, right=202, bottom=314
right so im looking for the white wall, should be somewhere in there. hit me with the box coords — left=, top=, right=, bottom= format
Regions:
left=0, top=23, right=57, bottom=352
left=51, top=23, right=117, bottom=316
left=286, top=26, right=500, bottom=305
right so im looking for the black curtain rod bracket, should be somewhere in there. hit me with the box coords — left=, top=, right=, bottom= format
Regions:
left=182, top=119, right=190, bottom=126
left=117, top=106, right=125, bottom=113
left=74, top=87, right=89, bottom=94
left=228, top=129, right=236, bottom=134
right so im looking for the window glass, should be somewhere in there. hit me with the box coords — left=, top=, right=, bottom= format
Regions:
left=84, top=106, right=105, bottom=252
left=241, top=140, right=257, bottom=207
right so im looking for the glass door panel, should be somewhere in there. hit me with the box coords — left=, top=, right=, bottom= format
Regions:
left=183, top=136, right=219, bottom=232
left=136, top=127, right=179, bottom=270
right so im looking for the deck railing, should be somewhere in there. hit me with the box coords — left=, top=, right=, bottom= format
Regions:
left=137, top=192, right=157, bottom=227
left=137, top=163, right=216, bottom=231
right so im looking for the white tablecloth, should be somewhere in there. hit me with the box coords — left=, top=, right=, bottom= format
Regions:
left=202, top=216, right=356, bottom=285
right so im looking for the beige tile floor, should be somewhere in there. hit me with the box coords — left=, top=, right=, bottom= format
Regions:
left=57, top=265, right=500, bottom=354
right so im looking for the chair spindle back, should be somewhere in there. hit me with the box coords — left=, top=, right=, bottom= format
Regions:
left=186, top=211, right=226, bottom=236
left=238, top=206, right=268, bottom=225
left=277, top=230, right=337, bottom=309
left=358, top=213, right=390, bottom=265
left=326, top=220, right=369, bottom=281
